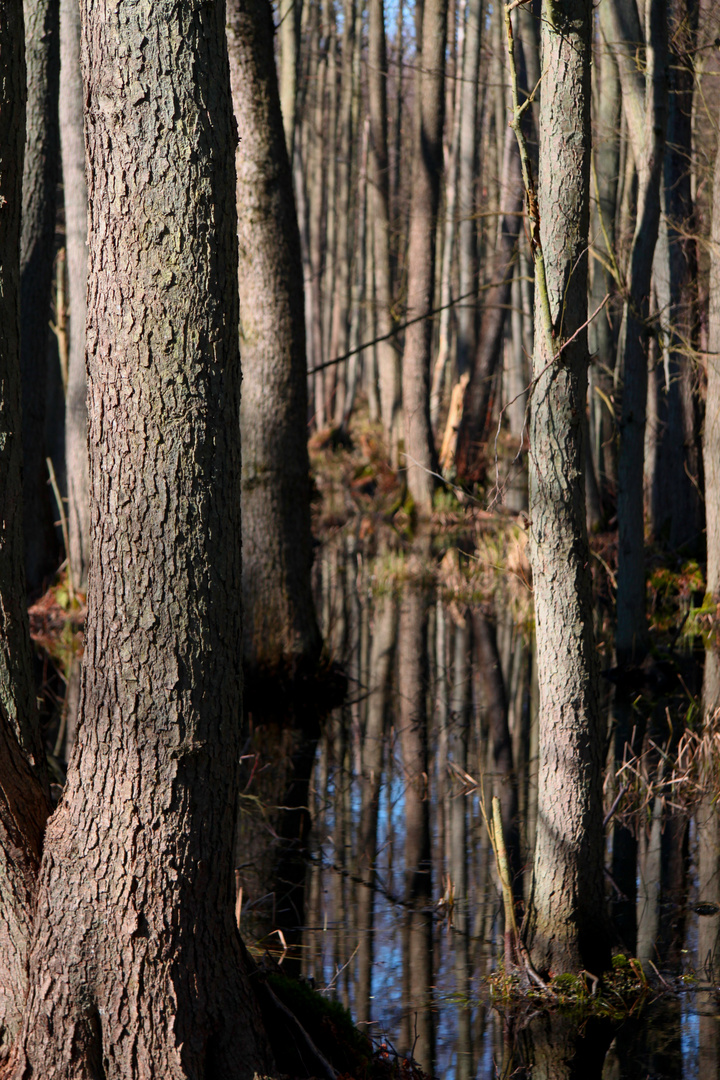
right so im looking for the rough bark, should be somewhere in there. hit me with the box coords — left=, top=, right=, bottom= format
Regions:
left=60, top=0, right=90, bottom=592
left=522, top=0, right=610, bottom=977
left=9, top=3, right=273, bottom=1076
left=0, top=4, right=51, bottom=1047
left=401, top=0, right=448, bottom=509
left=20, top=0, right=61, bottom=593
left=228, top=0, right=321, bottom=682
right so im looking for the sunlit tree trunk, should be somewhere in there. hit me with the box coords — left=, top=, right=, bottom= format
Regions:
left=9, top=3, right=274, bottom=1074
left=60, top=0, right=90, bottom=593
left=401, top=0, right=448, bottom=509
left=368, top=0, right=401, bottom=452
left=455, top=0, right=482, bottom=381
left=522, top=0, right=610, bottom=977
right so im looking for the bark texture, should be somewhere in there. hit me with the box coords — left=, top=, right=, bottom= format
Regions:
left=60, top=0, right=90, bottom=591
left=9, top=3, right=273, bottom=1076
left=523, top=0, right=610, bottom=977
left=227, top=0, right=321, bottom=681
left=401, top=0, right=448, bottom=509
left=20, top=0, right=60, bottom=593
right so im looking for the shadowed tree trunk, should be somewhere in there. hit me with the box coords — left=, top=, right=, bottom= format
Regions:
left=20, top=0, right=60, bottom=593
left=7, top=3, right=274, bottom=1074
left=60, top=0, right=90, bottom=592
left=522, top=0, right=611, bottom=977
left=0, top=3, right=51, bottom=1051
left=401, top=0, right=448, bottom=509
left=608, top=0, right=668, bottom=665
left=650, top=0, right=701, bottom=549
left=228, top=0, right=335, bottom=977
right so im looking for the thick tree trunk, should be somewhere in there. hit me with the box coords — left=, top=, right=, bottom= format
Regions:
left=0, top=6, right=51, bottom=1046
left=20, top=0, right=60, bottom=593
left=522, top=0, right=610, bottom=977
left=60, top=0, right=90, bottom=592
left=9, top=4, right=273, bottom=1076
left=401, top=0, right=448, bottom=510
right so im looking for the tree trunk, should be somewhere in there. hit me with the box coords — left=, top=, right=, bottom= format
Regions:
left=368, top=0, right=402, bottom=454
left=522, top=0, right=610, bottom=977
left=455, top=0, right=482, bottom=381
left=277, top=0, right=302, bottom=159
left=649, top=0, right=701, bottom=549
left=20, top=0, right=60, bottom=593
left=9, top=4, right=274, bottom=1075
left=609, top=0, right=668, bottom=665
left=60, top=0, right=90, bottom=592
left=228, top=0, right=321, bottom=683
left=401, top=0, right=448, bottom=510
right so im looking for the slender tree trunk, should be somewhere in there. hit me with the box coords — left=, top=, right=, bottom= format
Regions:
left=20, top=0, right=60, bottom=593
left=429, top=0, right=465, bottom=431
left=650, top=0, right=701, bottom=549
left=608, top=0, right=668, bottom=665
left=9, top=4, right=274, bottom=1074
left=368, top=0, right=402, bottom=451
left=401, top=0, right=448, bottom=509
left=455, top=0, right=482, bottom=381
left=277, top=0, right=302, bottom=159
left=60, top=0, right=90, bottom=593
left=449, top=615, right=471, bottom=1080
left=522, top=0, right=611, bottom=977
left=228, top=0, right=321, bottom=682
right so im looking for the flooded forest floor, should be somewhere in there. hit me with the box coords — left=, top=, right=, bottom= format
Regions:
left=31, top=416, right=720, bottom=1079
